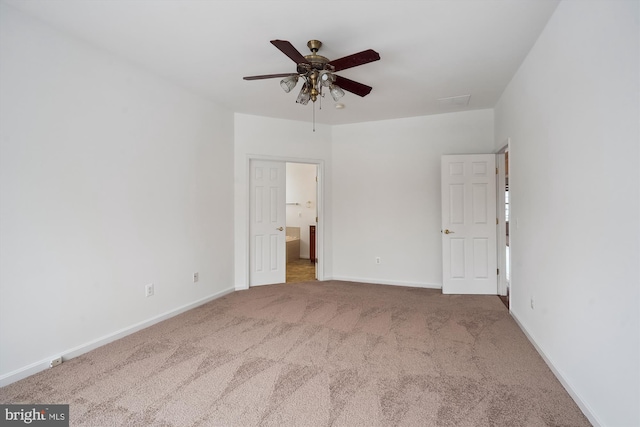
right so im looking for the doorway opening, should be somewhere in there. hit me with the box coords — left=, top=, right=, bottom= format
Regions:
left=248, top=158, right=323, bottom=288
left=285, top=162, right=318, bottom=283
left=496, top=142, right=510, bottom=308
left=505, top=150, right=510, bottom=284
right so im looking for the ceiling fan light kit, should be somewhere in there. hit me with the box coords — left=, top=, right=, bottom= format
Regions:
left=244, top=39, right=380, bottom=129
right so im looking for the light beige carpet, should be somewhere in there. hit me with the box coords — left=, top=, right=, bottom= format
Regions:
left=0, top=281, right=590, bottom=426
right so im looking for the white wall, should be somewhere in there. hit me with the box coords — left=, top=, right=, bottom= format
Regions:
left=0, top=4, right=235, bottom=384
left=286, top=163, right=317, bottom=259
left=331, top=110, right=494, bottom=287
left=494, top=1, right=639, bottom=425
left=233, top=113, right=332, bottom=289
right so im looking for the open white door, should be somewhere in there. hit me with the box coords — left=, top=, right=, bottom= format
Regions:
left=250, top=160, right=286, bottom=286
left=441, top=154, right=497, bottom=294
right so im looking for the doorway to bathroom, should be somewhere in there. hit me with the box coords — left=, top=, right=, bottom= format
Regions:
left=285, top=162, right=318, bottom=283
left=249, top=157, right=323, bottom=287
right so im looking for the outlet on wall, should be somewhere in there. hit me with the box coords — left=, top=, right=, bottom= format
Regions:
left=375, top=257, right=381, bottom=265
left=145, top=283, right=154, bottom=297
left=193, top=272, right=199, bottom=283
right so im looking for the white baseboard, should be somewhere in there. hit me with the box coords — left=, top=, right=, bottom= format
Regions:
left=510, top=311, right=601, bottom=427
left=329, top=276, right=442, bottom=289
left=0, top=287, right=235, bottom=387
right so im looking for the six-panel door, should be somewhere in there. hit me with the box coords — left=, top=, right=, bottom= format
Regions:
left=250, top=160, right=286, bottom=286
left=441, top=154, right=498, bottom=294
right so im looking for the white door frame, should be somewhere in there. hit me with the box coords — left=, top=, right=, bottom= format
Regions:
left=246, top=155, right=325, bottom=286
left=496, top=152, right=507, bottom=297
left=495, top=139, right=510, bottom=298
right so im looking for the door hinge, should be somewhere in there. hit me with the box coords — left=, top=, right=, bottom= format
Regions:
left=316, top=216, right=318, bottom=222
left=316, top=176, right=318, bottom=182
left=496, top=218, right=499, bottom=224
left=496, top=167, right=499, bottom=175
left=497, top=268, right=500, bottom=275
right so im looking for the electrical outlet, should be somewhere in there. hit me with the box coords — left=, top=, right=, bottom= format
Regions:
left=50, top=357, right=62, bottom=368
left=193, top=272, right=199, bottom=283
left=145, top=283, right=154, bottom=297
left=375, top=257, right=381, bottom=265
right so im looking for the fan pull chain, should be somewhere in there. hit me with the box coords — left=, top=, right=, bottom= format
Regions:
left=312, top=102, right=316, bottom=132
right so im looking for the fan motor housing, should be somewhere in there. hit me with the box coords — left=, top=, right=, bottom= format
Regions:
left=298, top=40, right=332, bottom=73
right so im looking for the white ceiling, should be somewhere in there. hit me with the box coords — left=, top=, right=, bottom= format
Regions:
left=4, top=0, right=560, bottom=125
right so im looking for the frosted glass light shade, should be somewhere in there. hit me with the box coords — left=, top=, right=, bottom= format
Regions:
left=280, top=75, right=299, bottom=93
left=296, top=83, right=311, bottom=105
left=329, top=84, right=345, bottom=101
left=319, top=71, right=335, bottom=87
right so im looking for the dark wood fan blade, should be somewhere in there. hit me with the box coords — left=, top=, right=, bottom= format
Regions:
left=243, top=73, right=297, bottom=81
left=270, top=40, right=310, bottom=64
left=330, top=49, right=380, bottom=72
left=335, top=75, right=373, bottom=97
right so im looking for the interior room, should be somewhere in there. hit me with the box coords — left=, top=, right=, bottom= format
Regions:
left=0, top=1, right=638, bottom=426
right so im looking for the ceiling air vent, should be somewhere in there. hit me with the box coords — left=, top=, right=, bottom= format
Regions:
left=437, top=94, right=471, bottom=107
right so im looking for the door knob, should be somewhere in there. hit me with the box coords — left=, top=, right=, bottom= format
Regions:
left=444, top=229, right=454, bottom=234
left=276, top=227, right=284, bottom=231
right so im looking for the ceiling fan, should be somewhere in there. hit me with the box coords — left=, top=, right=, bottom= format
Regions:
left=243, top=40, right=380, bottom=105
